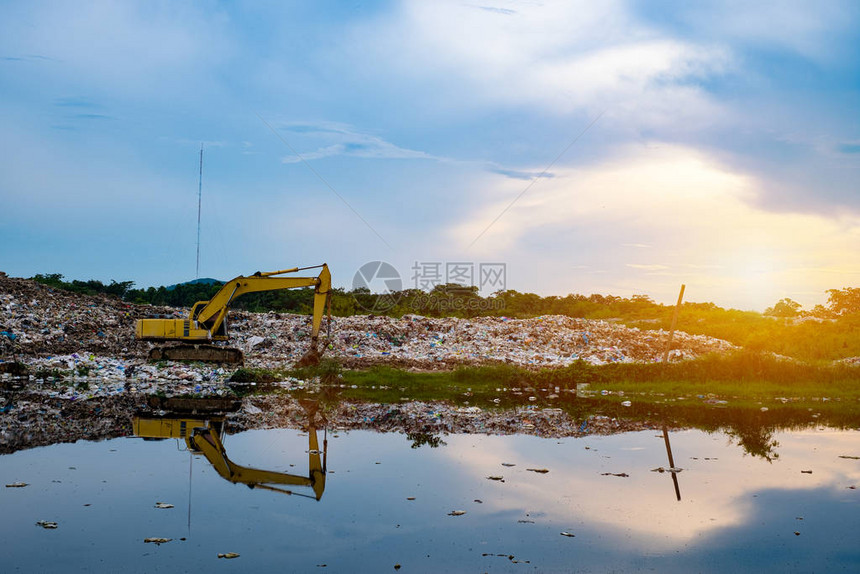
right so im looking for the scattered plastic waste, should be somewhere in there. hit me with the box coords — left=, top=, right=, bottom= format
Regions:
left=526, top=468, right=549, bottom=474
left=6, top=482, right=28, bottom=487
left=36, top=521, right=57, bottom=529
left=154, top=502, right=174, bottom=509
left=218, top=553, right=240, bottom=559
left=448, top=510, right=466, bottom=516
left=144, top=538, right=172, bottom=545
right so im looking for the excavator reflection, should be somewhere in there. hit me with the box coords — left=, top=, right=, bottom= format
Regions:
left=133, top=400, right=326, bottom=500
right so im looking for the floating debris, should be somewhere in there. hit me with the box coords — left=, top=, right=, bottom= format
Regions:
left=394, top=564, right=401, bottom=570
left=501, top=463, right=516, bottom=467
left=560, top=531, right=575, bottom=537
left=487, top=475, right=504, bottom=481
left=801, top=470, right=813, bottom=474
left=36, top=521, right=57, bottom=529
left=838, top=455, right=860, bottom=460
left=517, top=519, right=535, bottom=524
left=482, top=553, right=529, bottom=563
left=651, top=467, right=683, bottom=474
left=526, top=468, right=549, bottom=474
left=218, top=553, right=240, bottom=559
left=601, top=472, right=629, bottom=477
left=154, top=502, right=174, bottom=509
left=144, top=538, right=172, bottom=545
left=448, top=510, right=467, bottom=516
left=406, top=497, right=416, bottom=501
left=5, top=482, right=28, bottom=488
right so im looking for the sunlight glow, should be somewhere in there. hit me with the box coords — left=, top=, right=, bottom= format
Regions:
left=454, top=144, right=860, bottom=309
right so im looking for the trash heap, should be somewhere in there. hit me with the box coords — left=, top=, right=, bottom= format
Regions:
left=0, top=272, right=169, bottom=359
left=1, top=272, right=739, bottom=382
left=234, top=313, right=737, bottom=369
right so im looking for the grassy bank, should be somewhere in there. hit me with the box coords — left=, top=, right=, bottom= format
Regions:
left=227, top=350, right=860, bottom=416
left=333, top=351, right=860, bottom=401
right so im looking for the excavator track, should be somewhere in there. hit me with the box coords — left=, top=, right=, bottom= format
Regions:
left=147, top=344, right=244, bottom=364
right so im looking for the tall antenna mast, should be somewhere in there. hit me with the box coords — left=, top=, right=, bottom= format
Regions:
left=196, top=143, right=203, bottom=278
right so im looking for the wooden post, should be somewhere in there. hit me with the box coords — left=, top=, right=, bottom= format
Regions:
left=662, top=284, right=686, bottom=363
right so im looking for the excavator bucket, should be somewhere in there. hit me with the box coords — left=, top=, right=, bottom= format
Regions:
left=296, top=345, right=321, bottom=367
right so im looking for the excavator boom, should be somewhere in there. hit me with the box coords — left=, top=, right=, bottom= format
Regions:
left=136, top=264, right=331, bottom=364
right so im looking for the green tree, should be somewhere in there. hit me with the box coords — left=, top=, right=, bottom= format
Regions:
left=764, top=298, right=801, bottom=317
left=826, top=287, right=860, bottom=315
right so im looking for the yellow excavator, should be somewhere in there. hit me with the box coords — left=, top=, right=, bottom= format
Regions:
left=132, top=400, right=327, bottom=500
left=136, top=264, right=331, bottom=365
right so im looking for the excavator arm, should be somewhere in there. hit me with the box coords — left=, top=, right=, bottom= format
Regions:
left=190, top=425, right=326, bottom=500
left=136, top=264, right=331, bottom=364
left=132, top=400, right=327, bottom=500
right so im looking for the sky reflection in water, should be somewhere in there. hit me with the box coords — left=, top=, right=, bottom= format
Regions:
left=2, top=425, right=858, bottom=572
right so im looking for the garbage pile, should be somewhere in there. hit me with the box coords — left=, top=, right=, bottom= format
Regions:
left=1, top=272, right=739, bottom=382
left=0, top=272, right=172, bottom=359
left=234, top=312, right=737, bottom=369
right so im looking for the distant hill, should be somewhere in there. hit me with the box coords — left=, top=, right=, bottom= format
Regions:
left=165, top=277, right=224, bottom=291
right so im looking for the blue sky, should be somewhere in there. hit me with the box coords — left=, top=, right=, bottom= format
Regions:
left=1, top=0, right=858, bottom=311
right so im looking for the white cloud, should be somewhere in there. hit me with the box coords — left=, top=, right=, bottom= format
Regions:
left=626, top=264, right=669, bottom=271
left=278, top=123, right=442, bottom=164
left=450, top=143, right=860, bottom=309
left=345, top=0, right=730, bottom=129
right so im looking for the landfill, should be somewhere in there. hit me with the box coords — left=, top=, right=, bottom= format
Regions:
left=0, top=271, right=786, bottom=454
left=1, top=272, right=737, bottom=382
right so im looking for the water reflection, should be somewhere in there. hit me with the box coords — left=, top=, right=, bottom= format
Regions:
left=661, top=425, right=682, bottom=501
left=132, top=399, right=327, bottom=500
left=2, top=420, right=858, bottom=572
